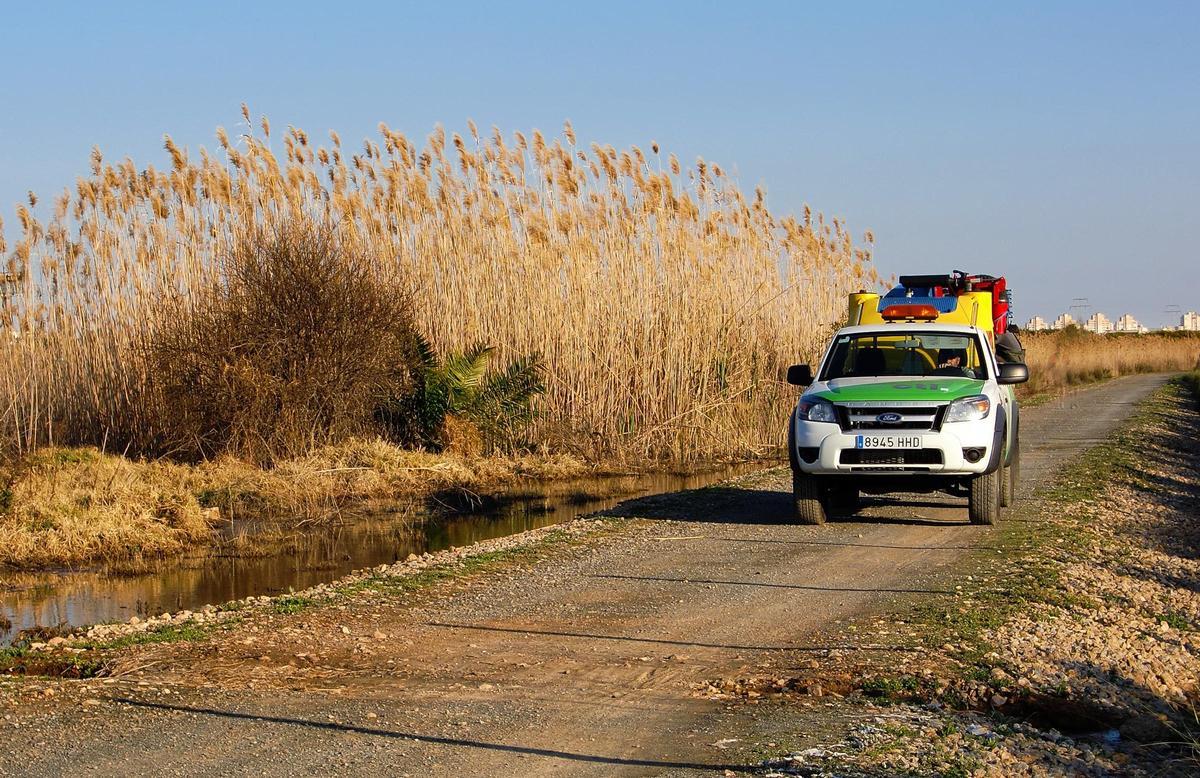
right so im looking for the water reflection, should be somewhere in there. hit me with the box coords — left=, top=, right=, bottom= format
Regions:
left=0, top=465, right=761, bottom=644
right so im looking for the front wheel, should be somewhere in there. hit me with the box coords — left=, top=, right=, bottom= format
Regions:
left=969, top=461, right=1003, bottom=525
left=791, top=469, right=827, bottom=525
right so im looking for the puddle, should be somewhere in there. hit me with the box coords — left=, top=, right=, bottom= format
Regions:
left=0, top=464, right=764, bottom=645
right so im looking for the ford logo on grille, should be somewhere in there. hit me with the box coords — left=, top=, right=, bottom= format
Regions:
left=876, top=412, right=903, bottom=425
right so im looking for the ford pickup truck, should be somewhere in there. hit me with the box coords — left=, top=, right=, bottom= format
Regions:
left=786, top=273, right=1029, bottom=525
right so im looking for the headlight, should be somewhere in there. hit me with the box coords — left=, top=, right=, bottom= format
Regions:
left=797, top=397, right=838, bottom=423
left=944, top=394, right=991, bottom=423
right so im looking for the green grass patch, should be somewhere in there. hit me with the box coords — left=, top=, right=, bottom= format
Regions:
left=0, top=646, right=28, bottom=664
left=344, top=542, right=551, bottom=597
left=1156, top=611, right=1195, bottom=632
left=860, top=674, right=921, bottom=702
left=77, top=620, right=217, bottom=652
left=272, top=595, right=315, bottom=614
left=933, top=752, right=983, bottom=778
left=0, top=645, right=106, bottom=678
left=1179, top=370, right=1200, bottom=407
left=4, top=601, right=272, bottom=669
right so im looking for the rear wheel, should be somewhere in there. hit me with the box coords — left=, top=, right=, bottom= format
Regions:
left=791, top=469, right=827, bottom=525
left=969, top=451, right=1003, bottom=525
left=1001, top=438, right=1020, bottom=507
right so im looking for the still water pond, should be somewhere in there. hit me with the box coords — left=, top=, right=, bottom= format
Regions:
left=0, top=465, right=762, bottom=645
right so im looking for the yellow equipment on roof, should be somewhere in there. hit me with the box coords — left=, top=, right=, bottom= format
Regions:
left=849, top=291, right=996, bottom=341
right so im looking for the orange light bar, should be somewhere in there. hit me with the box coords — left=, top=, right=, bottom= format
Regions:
left=880, top=304, right=940, bottom=321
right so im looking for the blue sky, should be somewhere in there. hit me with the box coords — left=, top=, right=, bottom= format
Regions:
left=2, top=1, right=1197, bottom=325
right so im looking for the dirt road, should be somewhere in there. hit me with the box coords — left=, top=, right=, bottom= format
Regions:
left=0, top=375, right=1170, bottom=777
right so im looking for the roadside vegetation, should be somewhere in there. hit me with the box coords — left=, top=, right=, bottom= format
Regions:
left=0, top=110, right=875, bottom=569
left=1019, top=327, right=1200, bottom=403
left=0, top=108, right=875, bottom=465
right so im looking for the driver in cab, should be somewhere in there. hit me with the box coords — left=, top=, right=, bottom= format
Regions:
left=935, top=348, right=973, bottom=377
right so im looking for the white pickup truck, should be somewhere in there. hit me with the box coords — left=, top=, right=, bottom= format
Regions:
left=786, top=322, right=1029, bottom=525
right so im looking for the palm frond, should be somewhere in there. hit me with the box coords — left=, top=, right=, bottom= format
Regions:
left=478, top=355, right=544, bottom=418
left=440, top=342, right=493, bottom=412
left=413, top=332, right=438, bottom=371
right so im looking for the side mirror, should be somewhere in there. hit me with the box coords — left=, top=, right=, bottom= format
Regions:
left=786, top=364, right=814, bottom=386
left=997, top=362, right=1029, bottom=385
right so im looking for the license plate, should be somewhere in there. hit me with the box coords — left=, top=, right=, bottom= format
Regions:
left=855, top=435, right=922, bottom=449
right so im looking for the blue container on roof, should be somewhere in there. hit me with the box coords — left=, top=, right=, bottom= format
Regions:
left=881, top=286, right=959, bottom=313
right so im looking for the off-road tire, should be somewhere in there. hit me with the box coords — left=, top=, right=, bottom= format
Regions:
left=1001, top=438, right=1020, bottom=507
left=969, top=457, right=1003, bottom=525
left=791, top=469, right=827, bottom=525
left=825, top=483, right=861, bottom=516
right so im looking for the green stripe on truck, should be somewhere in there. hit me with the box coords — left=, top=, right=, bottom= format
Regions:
left=811, top=378, right=985, bottom=403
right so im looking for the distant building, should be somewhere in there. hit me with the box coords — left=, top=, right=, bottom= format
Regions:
left=1114, top=314, right=1147, bottom=334
left=1051, top=313, right=1076, bottom=330
left=1084, top=312, right=1113, bottom=334
left=1024, top=315, right=1048, bottom=331
left=1182, top=311, right=1200, bottom=332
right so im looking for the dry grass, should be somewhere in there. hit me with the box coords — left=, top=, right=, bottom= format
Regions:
left=0, top=448, right=219, bottom=570
left=0, top=111, right=876, bottom=463
left=0, top=441, right=591, bottom=570
left=1020, top=329, right=1200, bottom=401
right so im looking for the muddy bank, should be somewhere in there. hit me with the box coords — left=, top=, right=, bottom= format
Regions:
left=0, top=442, right=615, bottom=572
left=0, top=464, right=759, bottom=646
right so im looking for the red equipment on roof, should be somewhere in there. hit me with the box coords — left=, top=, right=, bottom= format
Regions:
left=896, top=271, right=1011, bottom=334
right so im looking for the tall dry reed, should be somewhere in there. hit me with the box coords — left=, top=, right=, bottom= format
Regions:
left=0, top=109, right=877, bottom=462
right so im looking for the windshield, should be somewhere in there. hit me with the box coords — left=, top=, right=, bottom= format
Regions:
left=820, top=331, right=990, bottom=381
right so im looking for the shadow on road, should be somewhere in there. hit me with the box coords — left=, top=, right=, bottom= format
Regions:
left=835, top=513, right=972, bottom=527
left=423, top=622, right=924, bottom=653
left=601, top=487, right=792, bottom=524
left=716, top=536, right=1000, bottom=551
left=110, top=698, right=752, bottom=773
left=591, top=573, right=954, bottom=595
left=602, top=486, right=972, bottom=527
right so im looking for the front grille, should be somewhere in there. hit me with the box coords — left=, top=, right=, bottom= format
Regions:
left=835, top=404, right=946, bottom=432
left=839, top=449, right=944, bottom=466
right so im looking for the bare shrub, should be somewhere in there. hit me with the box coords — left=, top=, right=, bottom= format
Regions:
left=147, top=222, right=422, bottom=464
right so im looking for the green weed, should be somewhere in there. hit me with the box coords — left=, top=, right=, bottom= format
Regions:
left=272, top=595, right=315, bottom=615
left=860, top=674, right=920, bottom=701
left=0, top=645, right=106, bottom=678
left=1157, top=611, right=1194, bottom=632
left=79, top=621, right=211, bottom=651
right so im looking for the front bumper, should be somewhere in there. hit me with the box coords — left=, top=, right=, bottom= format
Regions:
left=792, top=418, right=996, bottom=475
